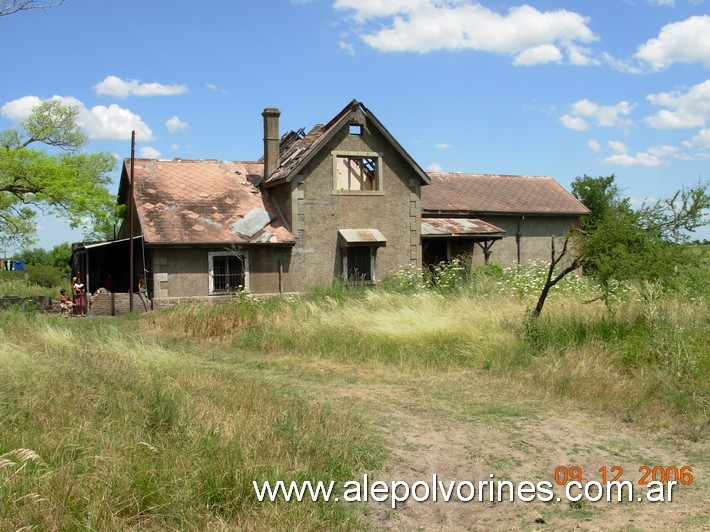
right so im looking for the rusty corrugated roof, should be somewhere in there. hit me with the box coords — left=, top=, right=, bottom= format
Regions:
left=126, top=159, right=294, bottom=245
left=421, top=218, right=505, bottom=237
left=422, top=173, right=590, bottom=216
left=338, top=228, right=387, bottom=244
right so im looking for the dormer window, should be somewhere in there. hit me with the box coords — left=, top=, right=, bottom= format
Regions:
left=333, top=152, right=382, bottom=194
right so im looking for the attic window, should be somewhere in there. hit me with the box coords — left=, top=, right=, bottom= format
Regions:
left=335, top=154, right=380, bottom=192
left=349, top=124, right=362, bottom=135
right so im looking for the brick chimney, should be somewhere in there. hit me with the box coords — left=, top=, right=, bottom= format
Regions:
left=262, top=107, right=280, bottom=178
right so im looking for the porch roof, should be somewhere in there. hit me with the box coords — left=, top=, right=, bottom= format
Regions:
left=421, top=218, right=505, bottom=238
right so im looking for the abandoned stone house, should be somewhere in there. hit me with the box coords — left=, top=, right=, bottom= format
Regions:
left=72, top=100, right=588, bottom=307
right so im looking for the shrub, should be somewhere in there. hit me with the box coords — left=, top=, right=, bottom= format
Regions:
left=24, top=265, right=65, bottom=288
left=379, top=264, right=425, bottom=293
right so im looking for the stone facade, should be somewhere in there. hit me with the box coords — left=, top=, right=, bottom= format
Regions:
left=74, top=100, right=588, bottom=311
left=268, top=109, right=422, bottom=292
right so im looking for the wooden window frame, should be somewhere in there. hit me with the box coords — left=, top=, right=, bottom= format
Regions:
left=332, top=151, right=384, bottom=196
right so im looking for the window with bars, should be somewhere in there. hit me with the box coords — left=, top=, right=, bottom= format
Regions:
left=209, top=252, right=246, bottom=293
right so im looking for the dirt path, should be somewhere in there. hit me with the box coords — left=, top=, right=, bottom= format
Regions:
left=334, top=381, right=708, bottom=531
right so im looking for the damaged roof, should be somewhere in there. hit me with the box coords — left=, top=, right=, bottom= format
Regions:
left=121, top=159, right=294, bottom=245
left=422, top=173, right=590, bottom=216
left=422, top=218, right=505, bottom=238
left=260, top=99, right=430, bottom=188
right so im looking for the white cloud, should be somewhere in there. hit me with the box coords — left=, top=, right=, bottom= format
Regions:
left=165, top=115, right=188, bottom=133
left=588, top=139, right=601, bottom=152
left=334, top=1, right=597, bottom=65
left=337, top=40, right=356, bottom=55
left=139, top=146, right=161, bottom=159
left=650, top=145, right=681, bottom=157
left=94, top=75, right=188, bottom=98
left=334, top=0, right=428, bottom=22
left=170, top=143, right=180, bottom=151
left=427, top=162, right=443, bottom=172
left=601, top=52, right=644, bottom=74
left=634, top=16, right=710, bottom=70
left=560, top=114, right=589, bottom=131
left=683, top=128, right=710, bottom=149
left=603, top=152, right=662, bottom=167
left=561, top=99, right=634, bottom=131
left=0, top=95, right=41, bottom=121
left=513, top=44, right=562, bottom=66
left=646, top=0, right=674, bottom=6
left=567, top=45, right=600, bottom=66
left=602, top=140, right=686, bottom=166
left=609, top=140, right=628, bottom=154
left=645, top=79, right=710, bottom=129
left=435, top=143, right=451, bottom=149
left=205, top=83, right=228, bottom=94
left=1, top=94, right=154, bottom=141
left=630, top=196, right=658, bottom=207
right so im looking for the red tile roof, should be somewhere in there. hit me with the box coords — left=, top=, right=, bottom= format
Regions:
left=126, top=159, right=294, bottom=245
left=422, top=173, right=590, bottom=216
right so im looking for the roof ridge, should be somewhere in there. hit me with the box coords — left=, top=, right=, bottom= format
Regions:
left=429, top=172, right=553, bottom=179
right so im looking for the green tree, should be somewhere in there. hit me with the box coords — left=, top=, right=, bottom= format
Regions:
left=531, top=175, right=709, bottom=317
left=19, top=242, right=72, bottom=272
left=0, top=100, right=116, bottom=254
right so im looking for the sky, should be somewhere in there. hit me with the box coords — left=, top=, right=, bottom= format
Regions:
left=1, top=0, right=709, bottom=250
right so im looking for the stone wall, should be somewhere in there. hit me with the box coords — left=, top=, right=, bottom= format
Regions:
left=273, top=108, right=423, bottom=292
left=89, top=293, right=150, bottom=316
left=0, top=296, right=53, bottom=310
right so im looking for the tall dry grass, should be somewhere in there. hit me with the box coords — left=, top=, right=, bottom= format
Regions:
left=0, top=314, right=382, bottom=530
left=153, top=276, right=708, bottom=440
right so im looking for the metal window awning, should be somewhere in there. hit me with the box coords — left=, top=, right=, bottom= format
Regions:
left=338, top=228, right=387, bottom=246
left=421, top=218, right=505, bottom=239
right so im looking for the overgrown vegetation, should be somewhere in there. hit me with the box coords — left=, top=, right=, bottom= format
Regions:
left=1, top=248, right=707, bottom=527
left=0, top=315, right=382, bottom=529
left=153, top=251, right=709, bottom=441
left=530, top=175, right=709, bottom=316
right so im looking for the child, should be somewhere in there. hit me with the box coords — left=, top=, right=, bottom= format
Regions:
left=73, top=278, right=87, bottom=317
left=59, top=288, right=73, bottom=318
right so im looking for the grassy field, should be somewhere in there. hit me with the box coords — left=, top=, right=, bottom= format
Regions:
left=1, top=258, right=708, bottom=529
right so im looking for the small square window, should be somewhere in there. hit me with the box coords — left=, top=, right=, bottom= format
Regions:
left=349, top=124, right=362, bottom=135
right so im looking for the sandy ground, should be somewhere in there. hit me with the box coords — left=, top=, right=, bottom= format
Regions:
left=331, top=382, right=708, bottom=531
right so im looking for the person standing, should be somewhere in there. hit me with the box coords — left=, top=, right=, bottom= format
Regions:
left=73, top=273, right=87, bottom=317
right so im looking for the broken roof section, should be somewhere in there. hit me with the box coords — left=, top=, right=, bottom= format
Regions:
left=421, top=218, right=505, bottom=238
left=260, top=99, right=430, bottom=188
left=423, top=173, right=590, bottom=217
left=119, top=159, right=294, bottom=246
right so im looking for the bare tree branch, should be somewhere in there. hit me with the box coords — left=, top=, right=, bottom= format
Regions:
left=0, top=0, right=67, bottom=17
left=531, top=236, right=580, bottom=317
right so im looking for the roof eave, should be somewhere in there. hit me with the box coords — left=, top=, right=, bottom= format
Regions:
left=422, top=209, right=590, bottom=217
left=263, top=101, right=430, bottom=187
left=143, top=240, right=296, bottom=248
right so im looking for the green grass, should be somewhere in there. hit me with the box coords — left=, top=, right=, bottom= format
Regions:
left=1, top=258, right=707, bottom=528
left=152, top=267, right=708, bottom=440
left=0, top=315, right=383, bottom=530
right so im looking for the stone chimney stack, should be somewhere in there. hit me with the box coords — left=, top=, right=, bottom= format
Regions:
left=262, top=107, right=281, bottom=178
